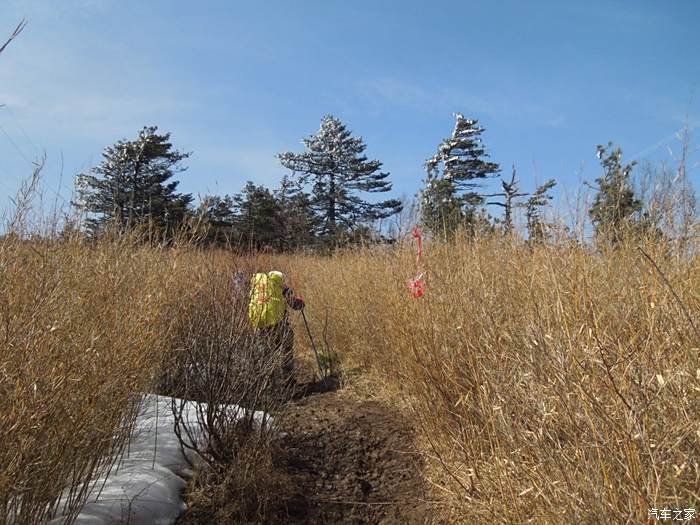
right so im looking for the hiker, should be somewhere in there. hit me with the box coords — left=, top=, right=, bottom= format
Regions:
left=248, top=271, right=304, bottom=384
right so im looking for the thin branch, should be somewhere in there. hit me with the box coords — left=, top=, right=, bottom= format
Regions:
left=0, top=19, right=27, bottom=56
left=638, top=246, right=700, bottom=342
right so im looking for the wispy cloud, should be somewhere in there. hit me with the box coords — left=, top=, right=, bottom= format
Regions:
left=1, top=89, right=191, bottom=138
left=192, top=145, right=285, bottom=193
left=544, top=114, right=567, bottom=128
left=355, top=77, right=495, bottom=116
left=1, top=1, right=195, bottom=140
left=358, top=77, right=432, bottom=108
left=630, top=119, right=700, bottom=161
left=352, top=76, right=567, bottom=129
left=4, top=0, right=111, bottom=21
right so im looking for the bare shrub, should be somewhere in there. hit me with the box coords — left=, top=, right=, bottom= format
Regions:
left=175, top=432, right=289, bottom=524
left=155, top=258, right=295, bottom=523
left=159, top=263, right=289, bottom=468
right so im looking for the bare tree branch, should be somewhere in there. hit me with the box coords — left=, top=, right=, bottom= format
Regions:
left=0, top=19, right=27, bottom=56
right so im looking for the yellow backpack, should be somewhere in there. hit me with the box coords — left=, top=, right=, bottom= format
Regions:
left=248, top=272, right=286, bottom=328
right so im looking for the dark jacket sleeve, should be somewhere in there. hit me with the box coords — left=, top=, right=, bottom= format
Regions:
left=283, top=287, right=305, bottom=310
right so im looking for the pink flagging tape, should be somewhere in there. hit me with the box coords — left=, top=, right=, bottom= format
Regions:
left=412, top=226, right=423, bottom=261
left=409, top=226, right=426, bottom=298
left=409, top=273, right=425, bottom=298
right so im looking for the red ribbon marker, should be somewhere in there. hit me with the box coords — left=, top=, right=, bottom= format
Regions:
left=412, top=226, right=423, bottom=261
left=409, top=226, right=426, bottom=298
left=409, top=273, right=425, bottom=298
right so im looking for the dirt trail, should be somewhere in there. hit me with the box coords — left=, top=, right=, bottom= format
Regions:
left=270, top=379, right=434, bottom=524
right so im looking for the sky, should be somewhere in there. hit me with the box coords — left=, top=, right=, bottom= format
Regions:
left=0, top=0, right=699, bottom=218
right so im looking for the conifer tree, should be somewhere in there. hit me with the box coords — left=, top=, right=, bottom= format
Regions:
left=589, top=142, right=642, bottom=242
left=197, top=194, right=237, bottom=246
left=75, top=126, right=192, bottom=236
left=484, top=166, right=528, bottom=234
left=278, top=115, right=402, bottom=241
left=421, top=113, right=500, bottom=237
left=274, top=175, right=318, bottom=250
left=420, top=177, right=464, bottom=238
left=231, top=181, right=282, bottom=250
left=525, top=179, right=557, bottom=242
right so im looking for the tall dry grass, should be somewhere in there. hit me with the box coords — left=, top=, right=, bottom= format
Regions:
left=0, top=226, right=294, bottom=524
left=286, top=235, right=700, bottom=523
left=3, top=196, right=698, bottom=524
left=0, top=234, right=197, bottom=523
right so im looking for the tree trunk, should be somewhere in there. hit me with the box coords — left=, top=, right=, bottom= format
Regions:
left=328, top=174, right=336, bottom=235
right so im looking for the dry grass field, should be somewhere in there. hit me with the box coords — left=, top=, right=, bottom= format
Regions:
left=286, top=235, right=700, bottom=523
left=1, top=229, right=698, bottom=523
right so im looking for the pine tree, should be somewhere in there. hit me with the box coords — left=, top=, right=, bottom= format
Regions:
left=197, top=194, right=237, bottom=246
left=231, top=181, right=282, bottom=250
left=75, top=126, right=192, bottom=236
left=589, top=142, right=642, bottom=242
left=524, top=179, right=557, bottom=243
left=420, top=177, right=464, bottom=238
left=274, top=175, right=318, bottom=250
left=421, top=113, right=500, bottom=237
left=278, top=115, right=402, bottom=242
left=484, top=165, right=529, bottom=234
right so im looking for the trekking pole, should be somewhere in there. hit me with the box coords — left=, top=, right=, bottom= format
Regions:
left=300, top=308, right=326, bottom=381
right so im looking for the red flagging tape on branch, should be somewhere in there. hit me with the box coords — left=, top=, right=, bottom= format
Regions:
left=409, top=226, right=425, bottom=298
left=412, top=226, right=423, bottom=261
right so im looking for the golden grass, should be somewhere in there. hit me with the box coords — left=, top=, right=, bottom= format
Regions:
left=2, top=229, right=698, bottom=524
left=0, top=236, right=237, bottom=523
left=0, top=235, right=195, bottom=523
left=0, top=230, right=287, bottom=524
left=286, top=236, right=700, bottom=523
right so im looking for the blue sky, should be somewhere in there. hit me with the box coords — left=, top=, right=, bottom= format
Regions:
left=1, top=0, right=698, bottom=218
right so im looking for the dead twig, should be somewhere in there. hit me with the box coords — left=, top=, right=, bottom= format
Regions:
left=638, top=246, right=700, bottom=342
left=0, top=19, right=27, bottom=56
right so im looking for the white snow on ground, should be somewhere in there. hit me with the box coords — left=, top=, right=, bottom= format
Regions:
left=49, top=394, right=268, bottom=525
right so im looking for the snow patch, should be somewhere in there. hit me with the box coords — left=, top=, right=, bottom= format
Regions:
left=49, top=394, right=268, bottom=525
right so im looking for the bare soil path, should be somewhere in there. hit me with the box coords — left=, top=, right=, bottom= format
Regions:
left=269, top=377, right=434, bottom=524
